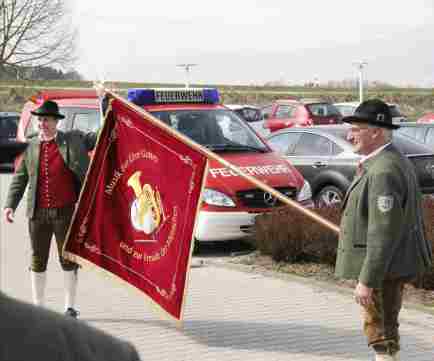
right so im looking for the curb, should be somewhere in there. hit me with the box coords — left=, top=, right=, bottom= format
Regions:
left=203, top=257, right=434, bottom=317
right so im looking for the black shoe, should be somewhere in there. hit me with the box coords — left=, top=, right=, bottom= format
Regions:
left=65, top=307, right=79, bottom=318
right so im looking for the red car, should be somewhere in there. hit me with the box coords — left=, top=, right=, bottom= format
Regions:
left=263, top=98, right=342, bottom=132
left=417, top=113, right=434, bottom=123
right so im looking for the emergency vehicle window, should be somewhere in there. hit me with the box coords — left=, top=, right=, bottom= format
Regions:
left=216, top=114, right=249, bottom=144
left=151, top=109, right=267, bottom=151
left=294, top=134, right=332, bottom=156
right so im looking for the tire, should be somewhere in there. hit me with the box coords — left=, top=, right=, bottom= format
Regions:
left=315, top=185, right=344, bottom=207
left=192, top=238, right=200, bottom=255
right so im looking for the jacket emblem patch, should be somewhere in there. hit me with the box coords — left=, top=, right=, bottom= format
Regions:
left=377, top=195, right=394, bottom=213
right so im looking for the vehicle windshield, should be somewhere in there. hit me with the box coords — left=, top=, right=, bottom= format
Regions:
left=150, top=109, right=269, bottom=153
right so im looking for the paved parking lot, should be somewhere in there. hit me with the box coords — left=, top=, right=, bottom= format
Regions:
left=1, top=174, right=433, bottom=361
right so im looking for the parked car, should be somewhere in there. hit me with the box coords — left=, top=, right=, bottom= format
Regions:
left=0, top=111, right=21, bottom=172
left=263, top=98, right=342, bottom=132
left=334, top=101, right=407, bottom=123
left=127, top=88, right=313, bottom=242
left=394, top=122, right=434, bottom=151
left=417, top=112, right=434, bottom=124
left=266, top=125, right=434, bottom=206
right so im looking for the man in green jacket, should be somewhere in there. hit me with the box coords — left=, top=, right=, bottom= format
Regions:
left=3, top=99, right=99, bottom=318
left=335, top=99, right=432, bottom=361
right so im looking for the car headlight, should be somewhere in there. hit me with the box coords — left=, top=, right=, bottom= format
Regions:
left=296, top=180, right=312, bottom=202
left=202, top=188, right=236, bottom=207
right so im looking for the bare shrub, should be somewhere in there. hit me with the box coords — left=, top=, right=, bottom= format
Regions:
left=253, top=199, right=434, bottom=290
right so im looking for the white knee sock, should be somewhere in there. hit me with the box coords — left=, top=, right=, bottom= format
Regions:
left=63, top=270, right=78, bottom=311
left=30, top=271, right=47, bottom=306
left=375, top=354, right=395, bottom=361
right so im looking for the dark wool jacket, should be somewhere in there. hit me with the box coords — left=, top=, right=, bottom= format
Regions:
left=335, top=144, right=432, bottom=288
left=0, top=292, right=141, bottom=361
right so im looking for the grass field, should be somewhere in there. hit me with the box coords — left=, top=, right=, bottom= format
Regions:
left=0, top=80, right=433, bottom=119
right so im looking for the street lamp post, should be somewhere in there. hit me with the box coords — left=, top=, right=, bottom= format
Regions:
left=176, top=64, right=198, bottom=88
left=353, top=61, right=368, bottom=103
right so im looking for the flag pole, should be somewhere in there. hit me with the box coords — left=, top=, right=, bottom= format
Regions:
left=105, top=90, right=340, bottom=235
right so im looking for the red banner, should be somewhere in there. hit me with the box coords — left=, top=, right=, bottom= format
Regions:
left=64, top=95, right=208, bottom=323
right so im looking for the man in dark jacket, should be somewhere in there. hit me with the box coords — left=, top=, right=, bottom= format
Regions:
left=335, top=99, right=432, bottom=361
left=0, top=291, right=141, bottom=361
left=3, top=100, right=98, bottom=318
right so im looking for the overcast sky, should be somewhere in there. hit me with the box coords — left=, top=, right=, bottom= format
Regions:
left=69, top=1, right=434, bottom=87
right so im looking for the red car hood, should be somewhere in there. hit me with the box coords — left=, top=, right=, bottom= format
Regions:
left=206, top=151, right=303, bottom=194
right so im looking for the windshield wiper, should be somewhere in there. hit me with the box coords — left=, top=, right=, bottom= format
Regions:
left=205, top=144, right=268, bottom=153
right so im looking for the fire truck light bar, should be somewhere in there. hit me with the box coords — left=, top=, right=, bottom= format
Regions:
left=127, top=88, right=220, bottom=106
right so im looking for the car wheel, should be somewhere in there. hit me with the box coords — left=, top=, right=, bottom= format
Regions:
left=315, top=185, right=344, bottom=207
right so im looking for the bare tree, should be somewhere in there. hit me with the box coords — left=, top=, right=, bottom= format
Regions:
left=0, top=0, right=76, bottom=74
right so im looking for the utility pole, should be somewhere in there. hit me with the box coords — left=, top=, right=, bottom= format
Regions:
left=176, top=64, right=198, bottom=88
left=353, top=61, right=368, bottom=103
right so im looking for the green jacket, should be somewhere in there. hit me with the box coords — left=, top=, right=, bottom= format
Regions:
left=4, top=130, right=97, bottom=218
left=335, top=144, right=432, bottom=288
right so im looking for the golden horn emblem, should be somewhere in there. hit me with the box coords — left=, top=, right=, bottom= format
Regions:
left=127, top=171, right=162, bottom=229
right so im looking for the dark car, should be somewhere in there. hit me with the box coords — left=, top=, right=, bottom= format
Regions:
left=266, top=125, right=434, bottom=206
left=395, top=122, right=434, bottom=151
left=0, top=111, right=22, bottom=173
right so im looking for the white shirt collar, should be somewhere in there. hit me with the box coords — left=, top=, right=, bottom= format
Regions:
left=359, top=142, right=391, bottom=164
